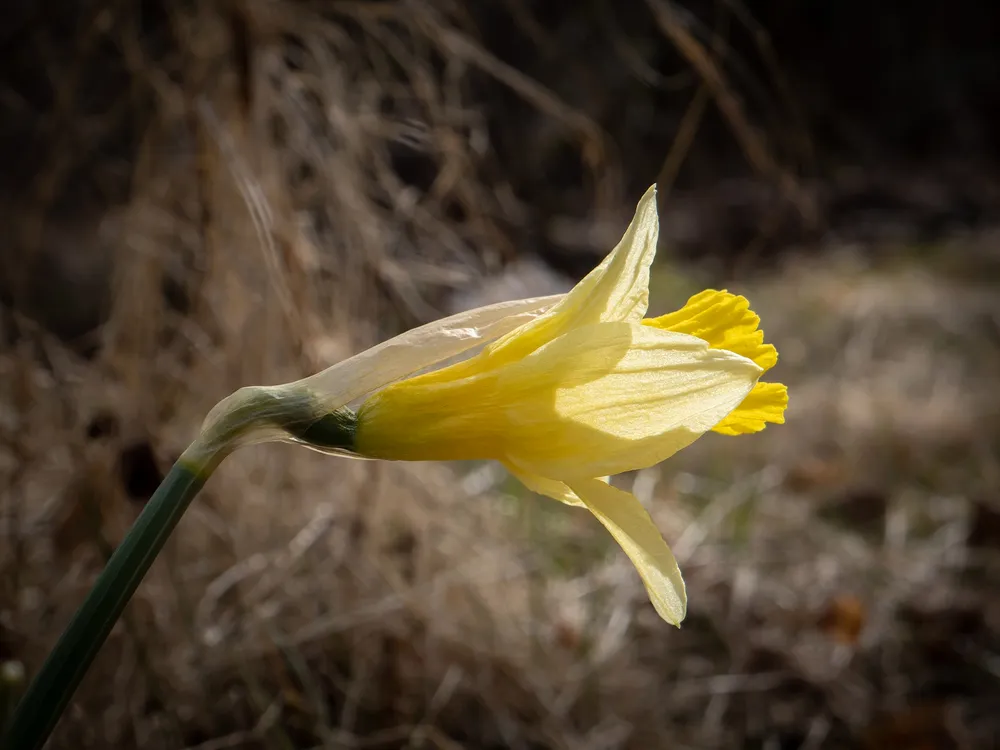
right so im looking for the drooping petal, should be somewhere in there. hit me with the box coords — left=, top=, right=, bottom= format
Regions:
left=504, top=462, right=610, bottom=507
left=294, top=294, right=562, bottom=409
left=644, top=289, right=777, bottom=370
left=481, top=184, right=661, bottom=366
left=712, top=381, right=788, bottom=435
left=501, top=321, right=762, bottom=480
left=567, top=478, right=687, bottom=625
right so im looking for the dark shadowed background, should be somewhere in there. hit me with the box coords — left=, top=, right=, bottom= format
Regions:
left=2, top=2, right=999, bottom=748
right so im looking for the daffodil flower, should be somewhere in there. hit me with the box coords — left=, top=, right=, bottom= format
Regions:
left=3, top=184, right=789, bottom=750
left=195, top=184, right=787, bottom=625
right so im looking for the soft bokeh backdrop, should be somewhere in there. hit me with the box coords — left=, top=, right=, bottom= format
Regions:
left=2, top=2, right=999, bottom=748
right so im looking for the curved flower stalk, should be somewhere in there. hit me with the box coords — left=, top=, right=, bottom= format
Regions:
left=3, top=184, right=785, bottom=750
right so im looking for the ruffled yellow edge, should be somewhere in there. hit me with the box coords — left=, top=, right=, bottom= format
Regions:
left=644, top=290, right=787, bottom=435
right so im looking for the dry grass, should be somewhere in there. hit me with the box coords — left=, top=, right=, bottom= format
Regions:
left=3, top=2, right=1000, bottom=749
left=7, top=221, right=1000, bottom=750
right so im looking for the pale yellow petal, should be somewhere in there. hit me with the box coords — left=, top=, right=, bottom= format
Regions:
left=355, top=321, right=761, bottom=468
left=504, top=462, right=609, bottom=507
left=481, top=184, right=660, bottom=367
left=382, top=185, right=661, bottom=392
left=645, top=289, right=777, bottom=370
left=567, top=478, right=687, bottom=625
left=355, top=366, right=499, bottom=461
left=712, top=381, right=788, bottom=435
left=501, top=321, right=761, bottom=479
left=295, top=294, right=562, bottom=409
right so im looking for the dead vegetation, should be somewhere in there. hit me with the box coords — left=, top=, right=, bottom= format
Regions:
left=2, top=1, right=1000, bottom=749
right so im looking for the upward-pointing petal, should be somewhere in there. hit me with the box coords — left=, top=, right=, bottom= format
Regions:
left=482, top=184, right=661, bottom=366
left=547, top=183, right=660, bottom=325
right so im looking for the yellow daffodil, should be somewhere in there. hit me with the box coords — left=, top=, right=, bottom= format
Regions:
left=198, top=184, right=787, bottom=625
left=5, top=185, right=787, bottom=750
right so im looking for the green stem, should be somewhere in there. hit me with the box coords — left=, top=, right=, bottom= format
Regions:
left=1, top=453, right=218, bottom=750
left=1, top=383, right=357, bottom=750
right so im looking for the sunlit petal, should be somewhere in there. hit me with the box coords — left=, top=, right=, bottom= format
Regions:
left=567, top=478, right=687, bottom=625
left=502, top=322, right=761, bottom=479
left=372, top=185, right=662, bottom=392
left=356, top=321, right=761, bottom=467
left=483, top=184, right=660, bottom=366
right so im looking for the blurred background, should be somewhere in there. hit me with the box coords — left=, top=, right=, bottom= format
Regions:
left=2, top=1, right=1000, bottom=748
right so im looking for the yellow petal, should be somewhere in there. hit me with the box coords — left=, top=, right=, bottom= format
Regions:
left=380, top=185, right=662, bottom=393
left=355, top=367, right=500, bottom=461
left=504, top=462, right=609, bottom=507
left=482, top=184, right=661, bottom=366
left=295, top=293, right=562, bottom=409
left=645, top=289, right=777, bottom=371
left=567, top=478, right=687, bottom=625
left=712, top=381, right=788, bottom=435
left=502, top=321, right=761, bottom=479
left=355, top=321, right=761, bottom=468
